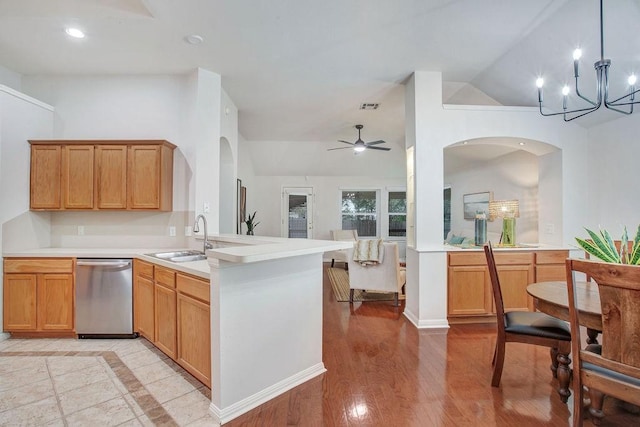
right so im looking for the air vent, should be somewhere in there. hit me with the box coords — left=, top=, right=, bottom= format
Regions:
left=359, top=103, right=379, bottom=110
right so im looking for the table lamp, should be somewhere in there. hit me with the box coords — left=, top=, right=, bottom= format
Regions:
left=489, top=200, right=520, bottom=247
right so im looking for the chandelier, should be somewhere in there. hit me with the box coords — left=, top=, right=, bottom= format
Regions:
left=535, top=0, right=638, bottom=121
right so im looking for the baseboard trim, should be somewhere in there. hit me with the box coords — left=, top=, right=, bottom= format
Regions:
left=403, top=309, right=450, bottom=329
left=209, top=362, right=326, bottom=424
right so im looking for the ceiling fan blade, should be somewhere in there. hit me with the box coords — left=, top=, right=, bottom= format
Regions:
left=337, top=140, right=354, bottom=145
left=327, top=146, right=355, bottom=151
left=365, top=140, right=386, bottom=146
left=366, top=146, right=391, bottom=151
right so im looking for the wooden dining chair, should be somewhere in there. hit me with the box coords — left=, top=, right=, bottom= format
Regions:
left=565, top=258, right=640, bottom=426
left=483, top=243, right=572, bottom=400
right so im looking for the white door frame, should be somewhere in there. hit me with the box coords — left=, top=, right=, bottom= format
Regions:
left=281, top=187, right=314, bottom=239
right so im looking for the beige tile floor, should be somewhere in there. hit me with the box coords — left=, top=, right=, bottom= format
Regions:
left=0, top=337, right=217, bottom=426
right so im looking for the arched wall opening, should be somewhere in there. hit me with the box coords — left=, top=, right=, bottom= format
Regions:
left=219, top=137, right=234, bottom=234
left=443, top=136, right=562, bottom=246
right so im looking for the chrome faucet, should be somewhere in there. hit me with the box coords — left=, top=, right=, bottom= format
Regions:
left=193, top=214, right=213, bottom=253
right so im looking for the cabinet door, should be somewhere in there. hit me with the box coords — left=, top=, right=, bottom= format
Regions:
left=30, top=145, right=61, bottom=210
left=447, top=266, right=492, bottom=316
left=128, top=145, right=161, bottom=209
left=177, top=293, right=211, bottom=386
left=62, top=145, right=95, bottom=209
left=134, top=272, right=155, bottom=341
left=38, top=274, right=74, bottom=330
left=497, top=264, right=535, bottom=312
left=3, top=274, right=37, bottom=331
left=154, top=284, right=177, bottom=359
left=535, top=265, right=566, bottom=282
left=96, top=145, right=127, bottom=209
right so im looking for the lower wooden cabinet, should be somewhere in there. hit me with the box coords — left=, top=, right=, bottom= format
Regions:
left=133, top=260, right=211, bottom=387
left=448, top=250, right=567, bottom=323
left=133, top=259, right=155, bottom=341
left=154, top=266, right=177, bottom=359
left=177, top=287, right=211, bottom=387
left=3, top=258, right=74, bottom=333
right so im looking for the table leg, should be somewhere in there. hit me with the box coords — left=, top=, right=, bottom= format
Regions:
left=556, top=350, right=572, bottom=403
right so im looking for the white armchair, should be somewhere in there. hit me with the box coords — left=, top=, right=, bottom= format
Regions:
left=326, top=229, right=358, bottom=268
left=347, top=241, right=406, bottom=306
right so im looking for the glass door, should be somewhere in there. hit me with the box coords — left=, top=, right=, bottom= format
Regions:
left=282, top=187, right=313, bottom=238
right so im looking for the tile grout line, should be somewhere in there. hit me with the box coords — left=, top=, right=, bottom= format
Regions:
left=44, top=355, right=69, bottom=426
left=0, top=350, right=179, bottom=426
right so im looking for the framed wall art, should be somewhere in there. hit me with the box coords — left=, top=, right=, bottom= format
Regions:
left=463, top=191, right=492, bottom=220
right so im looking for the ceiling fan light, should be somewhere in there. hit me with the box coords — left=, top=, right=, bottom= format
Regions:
left=354, top=146, right=366, bottom=152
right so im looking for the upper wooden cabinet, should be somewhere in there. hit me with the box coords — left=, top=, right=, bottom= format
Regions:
left=30, top=145, right=62, bottom=209
left=29, top=140, right=175, bottom=211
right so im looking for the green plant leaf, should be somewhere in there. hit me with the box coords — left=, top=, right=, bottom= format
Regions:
left=621, top=226, right=629, bottom=264
left=584, top=228, right=620, bottom=262
left=576, top=237, right=619, bottom=263
left=630, top=225, right=640, bottom=265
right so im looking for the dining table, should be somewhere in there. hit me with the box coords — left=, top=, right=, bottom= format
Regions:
left=526, top=280, right=603, bottom=403
left=527, top=280, right=602, bottom=331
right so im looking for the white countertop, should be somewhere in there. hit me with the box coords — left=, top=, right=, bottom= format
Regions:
left=2, top=235, right=353, bottom=279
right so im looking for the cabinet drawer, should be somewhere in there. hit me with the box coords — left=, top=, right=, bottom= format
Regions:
left=134, top=259, right=154, bottom=279
left=155, top=266, right=176, bottom=289
left=448, top=252, right=486, bottom=266
left=4, top=258, right=73, bottom=274
left=177, top=273, right=209, bottom=303
left=535, top=251, right=569, bottom=264
left=448, top=251, right=533, bottom=266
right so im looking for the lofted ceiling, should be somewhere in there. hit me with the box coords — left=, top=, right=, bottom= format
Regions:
left=1, top=0, right=639, bottom=150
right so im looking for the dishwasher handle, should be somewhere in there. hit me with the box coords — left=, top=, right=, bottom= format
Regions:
left=77, top=260, right=132, bottom=268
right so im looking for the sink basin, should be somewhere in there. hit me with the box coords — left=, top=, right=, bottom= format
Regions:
left=168, top=254, right=207, bottom=262
left=146, top=250, right=207, bottom=263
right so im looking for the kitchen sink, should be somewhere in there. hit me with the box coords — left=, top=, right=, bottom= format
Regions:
left=146, top=250, right=207, bottom=263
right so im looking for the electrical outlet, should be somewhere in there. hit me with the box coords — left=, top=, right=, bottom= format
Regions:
left=78, top=226, right=85, bottom=235
left=544, top=223, right=555, bottom=234
left=185, top=226, right=193, bottom=236
left=169, top=226, right=176, bottom=237
left=203, top=202, right=210, bottom=213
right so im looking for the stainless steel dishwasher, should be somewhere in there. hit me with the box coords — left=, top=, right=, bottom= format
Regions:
left=76, top=258, right=137, bottom=338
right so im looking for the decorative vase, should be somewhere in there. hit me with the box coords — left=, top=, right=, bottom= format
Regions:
left=246, top=230, right=254, bottom=235
left=475, top=217, right=487, bottom=246
left=501, top=217, right=516, bottom=247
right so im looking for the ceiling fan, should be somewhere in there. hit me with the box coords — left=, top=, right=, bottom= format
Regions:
left=328, top=124, right=390, bottom=153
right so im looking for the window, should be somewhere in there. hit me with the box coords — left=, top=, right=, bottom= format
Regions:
left=388, top=191, right=406, bottom=237
left=341, top=191, right=377, bottom=237
left=341, top=189, right=406, bottom=239
left=444, top=187, right=451, bottom=240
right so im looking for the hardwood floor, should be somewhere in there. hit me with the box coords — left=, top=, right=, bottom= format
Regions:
left=227, top=264, right=639, bottom=426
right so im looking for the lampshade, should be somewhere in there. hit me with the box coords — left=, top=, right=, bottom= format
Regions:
left=489, top=200, right=520, bottom=220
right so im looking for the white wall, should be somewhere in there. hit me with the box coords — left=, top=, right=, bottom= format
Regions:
left=0, top=87, right=54, bottom=339
left=404, top=71, right=589, bottom=329
left=19, top=71, right=230, bottom=248
left=0, top=66, right=21, bottom=92
left=586, top=116, right=640, bottom=235
left=249, top=174, right=406, bottom=254
left=446, top=150, right=539, bottom=243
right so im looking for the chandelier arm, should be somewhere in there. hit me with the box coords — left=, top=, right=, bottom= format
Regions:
left=538, top=102, right=599, bottom=117
left=604, top=102, right=633, bottom=115
left=563, top=105, right=603, bottom=121
left=607, top=88, right=640, bottom=105
left=574, top=76, right=598, bottom=106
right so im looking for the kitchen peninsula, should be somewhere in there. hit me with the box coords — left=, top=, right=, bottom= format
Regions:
left=3, top=235, right=352, bottom=425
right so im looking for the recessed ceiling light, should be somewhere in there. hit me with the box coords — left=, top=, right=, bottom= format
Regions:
left=462, top=141, right=468, bottom=145
left=519, top=142, right=526, bottom=146
left=65, top=27, right=85, bottom=39
left=185, top=34, right=204, bottom=45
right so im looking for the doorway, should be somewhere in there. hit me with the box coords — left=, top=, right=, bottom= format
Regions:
left=282, top=187, right=313, bottom=239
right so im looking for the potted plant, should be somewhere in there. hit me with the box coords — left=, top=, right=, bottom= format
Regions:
left=245, top=211, right=260, bottom=235
left=575, top=225, right=640, bottom=264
